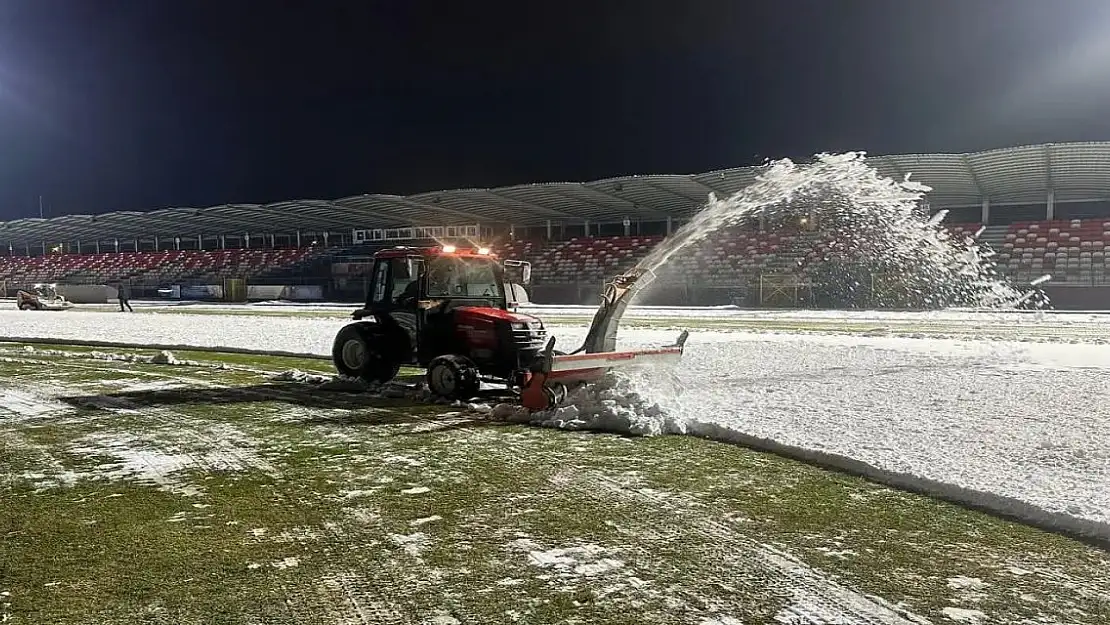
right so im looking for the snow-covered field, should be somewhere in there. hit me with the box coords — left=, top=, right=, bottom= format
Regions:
left=2, top=307, right=1109, bottom=544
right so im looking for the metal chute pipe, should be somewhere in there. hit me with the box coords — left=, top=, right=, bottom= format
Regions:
left=575, top=266, right=659, bottom=354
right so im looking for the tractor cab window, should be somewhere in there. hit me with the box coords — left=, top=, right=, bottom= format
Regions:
left=425, top=257, right=501, bottom=299
left=390, top=257, right=422, bottom=302
left=370, top=261, right=389, bottom=303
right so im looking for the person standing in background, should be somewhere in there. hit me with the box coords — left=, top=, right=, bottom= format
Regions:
left=117, top=281, right=133, bottom=312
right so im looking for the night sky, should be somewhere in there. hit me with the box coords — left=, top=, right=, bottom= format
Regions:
left=2, top=0, right=1110, bottom=220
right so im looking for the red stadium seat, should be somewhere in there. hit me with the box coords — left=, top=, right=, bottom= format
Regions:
left=0, top=247, right=324, bottom=289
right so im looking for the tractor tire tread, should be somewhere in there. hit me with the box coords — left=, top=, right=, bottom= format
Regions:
left=332, top=322, right=401, bottom=384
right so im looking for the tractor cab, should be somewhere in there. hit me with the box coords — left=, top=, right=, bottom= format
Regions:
left=360, top=245, right=517, bottom=315
left=334, top=245, right=546, bottom=398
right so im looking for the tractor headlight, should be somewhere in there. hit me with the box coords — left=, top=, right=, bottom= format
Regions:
left=511, top=322, right=528, bottom=330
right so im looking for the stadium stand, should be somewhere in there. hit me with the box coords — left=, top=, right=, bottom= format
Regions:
left=997, top=219, right=1110, bottom=283
left=490, top=223, right=989, bottom=288
left=4, top=142, right=1110, bottom=306
left=518, top=236, right=660, bottom=285
left=0, top=248, right=324, bottom=288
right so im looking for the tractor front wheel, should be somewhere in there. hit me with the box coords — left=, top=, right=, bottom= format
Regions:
left=332, top=323, right=400, bottom=384
left=426, top=355, right=481, bottom=401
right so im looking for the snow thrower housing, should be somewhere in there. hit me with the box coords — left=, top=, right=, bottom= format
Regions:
left=331, top=245, right=688, bottom=410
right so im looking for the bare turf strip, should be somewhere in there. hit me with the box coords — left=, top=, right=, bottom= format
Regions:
left=1, top=345, right=1108, bottom=624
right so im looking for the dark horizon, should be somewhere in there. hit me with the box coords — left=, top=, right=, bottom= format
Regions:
left=3, top=0, right=1110, bottom=220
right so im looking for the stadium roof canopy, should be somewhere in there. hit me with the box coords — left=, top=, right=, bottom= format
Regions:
left=3, top=141, right=1110, bottom=243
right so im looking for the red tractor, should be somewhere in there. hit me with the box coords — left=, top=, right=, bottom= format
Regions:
left=331, top=244, right=687, bottom=410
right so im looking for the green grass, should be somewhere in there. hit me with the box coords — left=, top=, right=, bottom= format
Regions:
left=1, top=346, right=1108, bottom=624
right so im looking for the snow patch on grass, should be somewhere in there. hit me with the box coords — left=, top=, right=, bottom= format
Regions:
left=947, top=576, right=988, bottom=591
left=388, top=532, right=429, bottom=558
left=68, top=424, right=276, bottom=496
left=0, top=389, right=73, bottom=422
left=509, top=538, right=626, bottom=579
left=271, top=557, right=300, bottom=570
left=941, top=606, right=987, bottom=623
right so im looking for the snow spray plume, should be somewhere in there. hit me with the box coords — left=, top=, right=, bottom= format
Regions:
left=632, top=152, right=1050, bottom=310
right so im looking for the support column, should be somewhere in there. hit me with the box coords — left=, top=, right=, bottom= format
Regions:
left=244, top=233, right=251, bottom=249
left=508, top=224, right=515, bottom=240
left=981, top=198, right=990, bottom=224
left=41, top=241, right=46, bottom=255
left=220, top=235, right=226, bottom=249
left=114, top=239, right=120, bottom=253
left=76, top=240, right=81, bottom=254
left=95, top=241, right=101, bottom=254
left=174, top=237, right=180, bottom=251
left=197, top=234, right=203, bottom=251
left=134, top=239, right=139, bottom=252
left=1046, top=189, right=1055, bottom=221
left=322, top=232, right=330, bottom=247
left=296, top=230, right=302, bottom=247
left=583, top=220, right=590, bottom=237
left=270, top=234, right=276, bottom=248
left=666, top=216, right=673, bottom=235
left=154, top=236, right=159, bottom=251
left=622, top=217, right=631, bottom=236
left=545, top=220, right=553, bottom=240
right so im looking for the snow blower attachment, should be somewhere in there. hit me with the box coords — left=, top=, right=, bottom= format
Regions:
left=518, top=267, right=688, bottom=409
left=330, top=245, right=688, bottom=410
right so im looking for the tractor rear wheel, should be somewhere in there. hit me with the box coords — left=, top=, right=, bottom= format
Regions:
left=332, top=323, right=400, bottom=384
left=426, top=355, right=481, bottom=401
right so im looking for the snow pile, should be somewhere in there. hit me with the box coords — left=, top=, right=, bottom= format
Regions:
left=150, top=350, right=179, bottom=365
left=270, top=369, right=332, bottom=384
left=5, top=345, right=227, bottom=370
left=486, top=369, right=683, bottom=436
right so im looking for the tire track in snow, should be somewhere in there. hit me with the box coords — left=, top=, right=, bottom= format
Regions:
left=283, top=570, right=412, bottom=625
left=319, top=572, right=408, bottom=625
